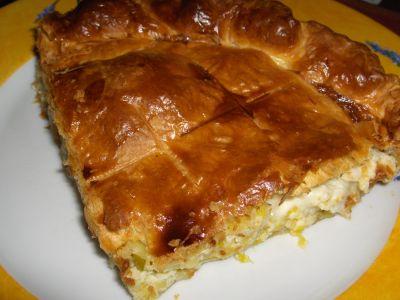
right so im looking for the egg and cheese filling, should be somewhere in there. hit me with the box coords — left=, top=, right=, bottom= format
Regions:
left=120, top=148, right=397, bottom=298
left=266, top=148, right=395, bottom=234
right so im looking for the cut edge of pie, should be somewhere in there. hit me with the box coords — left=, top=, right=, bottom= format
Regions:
left=35, top=0, right=400, bottom=299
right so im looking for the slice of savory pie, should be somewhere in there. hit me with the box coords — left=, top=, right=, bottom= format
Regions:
left=36, top=0, right=400, bottom=298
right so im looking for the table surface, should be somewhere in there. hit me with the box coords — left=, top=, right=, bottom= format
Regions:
left=0, top=1, right=399, bottom=299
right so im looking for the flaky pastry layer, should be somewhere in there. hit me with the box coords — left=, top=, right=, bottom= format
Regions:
left=36, top=0, right=400, bottom=299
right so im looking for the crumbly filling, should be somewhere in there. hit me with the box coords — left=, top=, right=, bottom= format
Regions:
left=122, top=148, right=396, bottom=298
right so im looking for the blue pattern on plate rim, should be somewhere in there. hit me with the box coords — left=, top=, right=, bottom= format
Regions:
left=366, top=41, right=400, bottom=67
left=36, top=1, right=59, bottom=20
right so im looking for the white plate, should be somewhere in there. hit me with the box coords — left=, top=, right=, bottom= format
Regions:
left=0, top=60, right=399, bottom=300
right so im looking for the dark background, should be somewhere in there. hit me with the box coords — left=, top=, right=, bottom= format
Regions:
left=0, top=0, right=399, bottom=35
left=336, top=0, right=400, bottom=35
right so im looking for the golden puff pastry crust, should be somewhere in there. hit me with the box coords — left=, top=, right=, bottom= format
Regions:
left=36, top=0, right=400, bottom=299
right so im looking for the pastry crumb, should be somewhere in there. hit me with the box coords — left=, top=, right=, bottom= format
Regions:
left=234, top=252, right=252, bottom=263
left=291, top=229, right=308, bottom=248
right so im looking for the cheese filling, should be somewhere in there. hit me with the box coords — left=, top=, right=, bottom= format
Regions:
left=122, top=148, right=397, bottom=298
left=268, top=148, right=396, bottom=233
